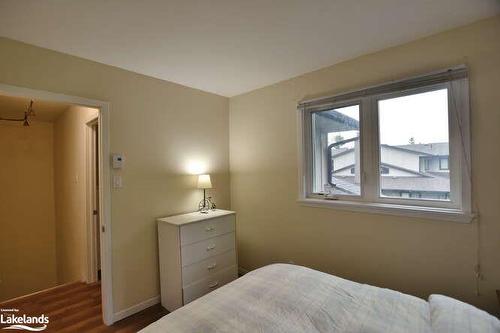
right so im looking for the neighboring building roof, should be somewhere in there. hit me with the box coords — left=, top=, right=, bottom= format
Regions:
left=333, top=162, right=430, bottom=177
left=395, top=142, right=449, bottom=156
left=425, top=171, right=450, bottom=178
left=330, top=176, right=361, bottom=195
left=329, top=141, right=451, bottom=195
left=379, top=144, right=433, bottom=156
left=331, top=142, right=449, bottom=158
left=317, top=110, right=359, bottom=129
left=381, top=176, right=450, bottom=192
left=331, top=147, right=353, bottom=157
left=333, top=175, right=450, bottom=193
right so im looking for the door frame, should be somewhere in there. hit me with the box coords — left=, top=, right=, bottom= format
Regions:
left=0, top=83, right=114, bottom=325
left=86, top=119, right=100, bottom=284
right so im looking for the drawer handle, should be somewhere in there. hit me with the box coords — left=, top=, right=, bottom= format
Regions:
left=205, top=226, right=215, bottom=232
left=207, top=263, right=217, bottom=270
left=206, top=244, right=216, bottom=251
left=208, top=281, right=219, bottom=288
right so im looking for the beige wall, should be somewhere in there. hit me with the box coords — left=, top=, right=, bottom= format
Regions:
left=229, top=16, right=500, bottom=314
left=0, top=38, right=230, bottom=312
left=54, top=106, right=98, bottom=283
left=0, top=121, right=58, bottom=301
left=1, top=13, right=497, bottom=317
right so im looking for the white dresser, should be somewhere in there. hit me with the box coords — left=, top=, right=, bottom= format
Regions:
left=157, top=209, right=237, bottom=311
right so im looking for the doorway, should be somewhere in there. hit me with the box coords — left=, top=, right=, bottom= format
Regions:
left=0, top=82, right=113, bottom=325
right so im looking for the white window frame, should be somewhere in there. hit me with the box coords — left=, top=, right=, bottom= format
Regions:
left=297, top=67, right=473, bottom=223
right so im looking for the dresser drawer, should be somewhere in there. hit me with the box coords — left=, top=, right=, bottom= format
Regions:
left=182, top=265, right=237, bottom=305
left=181, top=232, right=235, bottom=267
left=180, top=214, right=235, bottom=245
left=182, top=249, right=236, bottom=286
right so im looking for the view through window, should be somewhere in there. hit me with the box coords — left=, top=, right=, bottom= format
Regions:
left=312, top=105, right=360, bottom=195
left=378, top=89, right=450, bottom=200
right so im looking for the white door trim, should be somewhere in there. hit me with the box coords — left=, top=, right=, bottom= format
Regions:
left=85, top=119, right=99, bottom=284
left=0, top=83, right=114, bottom=325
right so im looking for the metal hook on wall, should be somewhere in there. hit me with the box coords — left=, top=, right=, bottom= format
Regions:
left=0, top=100, right=35, bottom=126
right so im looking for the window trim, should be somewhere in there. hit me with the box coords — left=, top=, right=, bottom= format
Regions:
left=297, top=66, right=472, bottom=222
left=296, top=198, right=474, bottom=223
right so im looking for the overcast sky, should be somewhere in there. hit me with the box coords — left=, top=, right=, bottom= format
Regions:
left=330, top=88, right=449, bottom=146
left=379, top=89, right=448, bottom=145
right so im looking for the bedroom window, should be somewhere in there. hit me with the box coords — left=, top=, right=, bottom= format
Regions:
left=298, top=67, right=472, bottom=222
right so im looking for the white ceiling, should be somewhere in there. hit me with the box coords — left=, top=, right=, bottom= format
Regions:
left=0, top=94, right=71, bottom=122
left=0, top=1, right=498, bottom=97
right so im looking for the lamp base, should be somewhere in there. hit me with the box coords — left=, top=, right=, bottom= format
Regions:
left=198, top=198, right=211, bottom=213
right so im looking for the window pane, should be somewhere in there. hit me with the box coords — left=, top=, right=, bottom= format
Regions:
left=311, top=105, right=360, bottom=195
left=378, top=89, right=450, bottom=201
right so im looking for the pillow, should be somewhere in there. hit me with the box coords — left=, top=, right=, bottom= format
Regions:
left=429, top=294, right=500, bottom=333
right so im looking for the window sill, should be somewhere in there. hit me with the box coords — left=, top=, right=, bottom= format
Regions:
left=297, top=198, right=474, bottom=223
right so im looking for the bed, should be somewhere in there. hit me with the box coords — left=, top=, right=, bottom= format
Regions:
left=141, top=264, right=500, bottom=333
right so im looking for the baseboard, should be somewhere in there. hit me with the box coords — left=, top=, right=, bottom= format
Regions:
left=0, top=281, right=83, bottom=306
left=113, top=295, right=161, bottom=323
left=238, top=266, right=250, bottom=276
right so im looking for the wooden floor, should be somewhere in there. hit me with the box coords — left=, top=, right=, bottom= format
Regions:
left=0, top=282, right=168, bottom=332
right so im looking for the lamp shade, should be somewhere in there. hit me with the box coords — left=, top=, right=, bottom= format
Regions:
left=197, top=174, right=212, bottom=189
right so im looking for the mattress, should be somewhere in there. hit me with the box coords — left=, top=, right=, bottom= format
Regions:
left=140, top=264, right=500, bottom=333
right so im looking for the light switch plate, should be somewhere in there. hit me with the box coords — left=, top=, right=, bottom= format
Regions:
left=113, top=175, right=123, bottom=188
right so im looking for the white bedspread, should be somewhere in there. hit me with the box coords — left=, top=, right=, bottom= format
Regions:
left=141, top=264, right=433, bottom=332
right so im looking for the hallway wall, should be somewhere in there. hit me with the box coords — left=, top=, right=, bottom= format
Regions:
left=54, top=106, right=98, bottom=283
left=0, top=121, right=58, bottom=301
